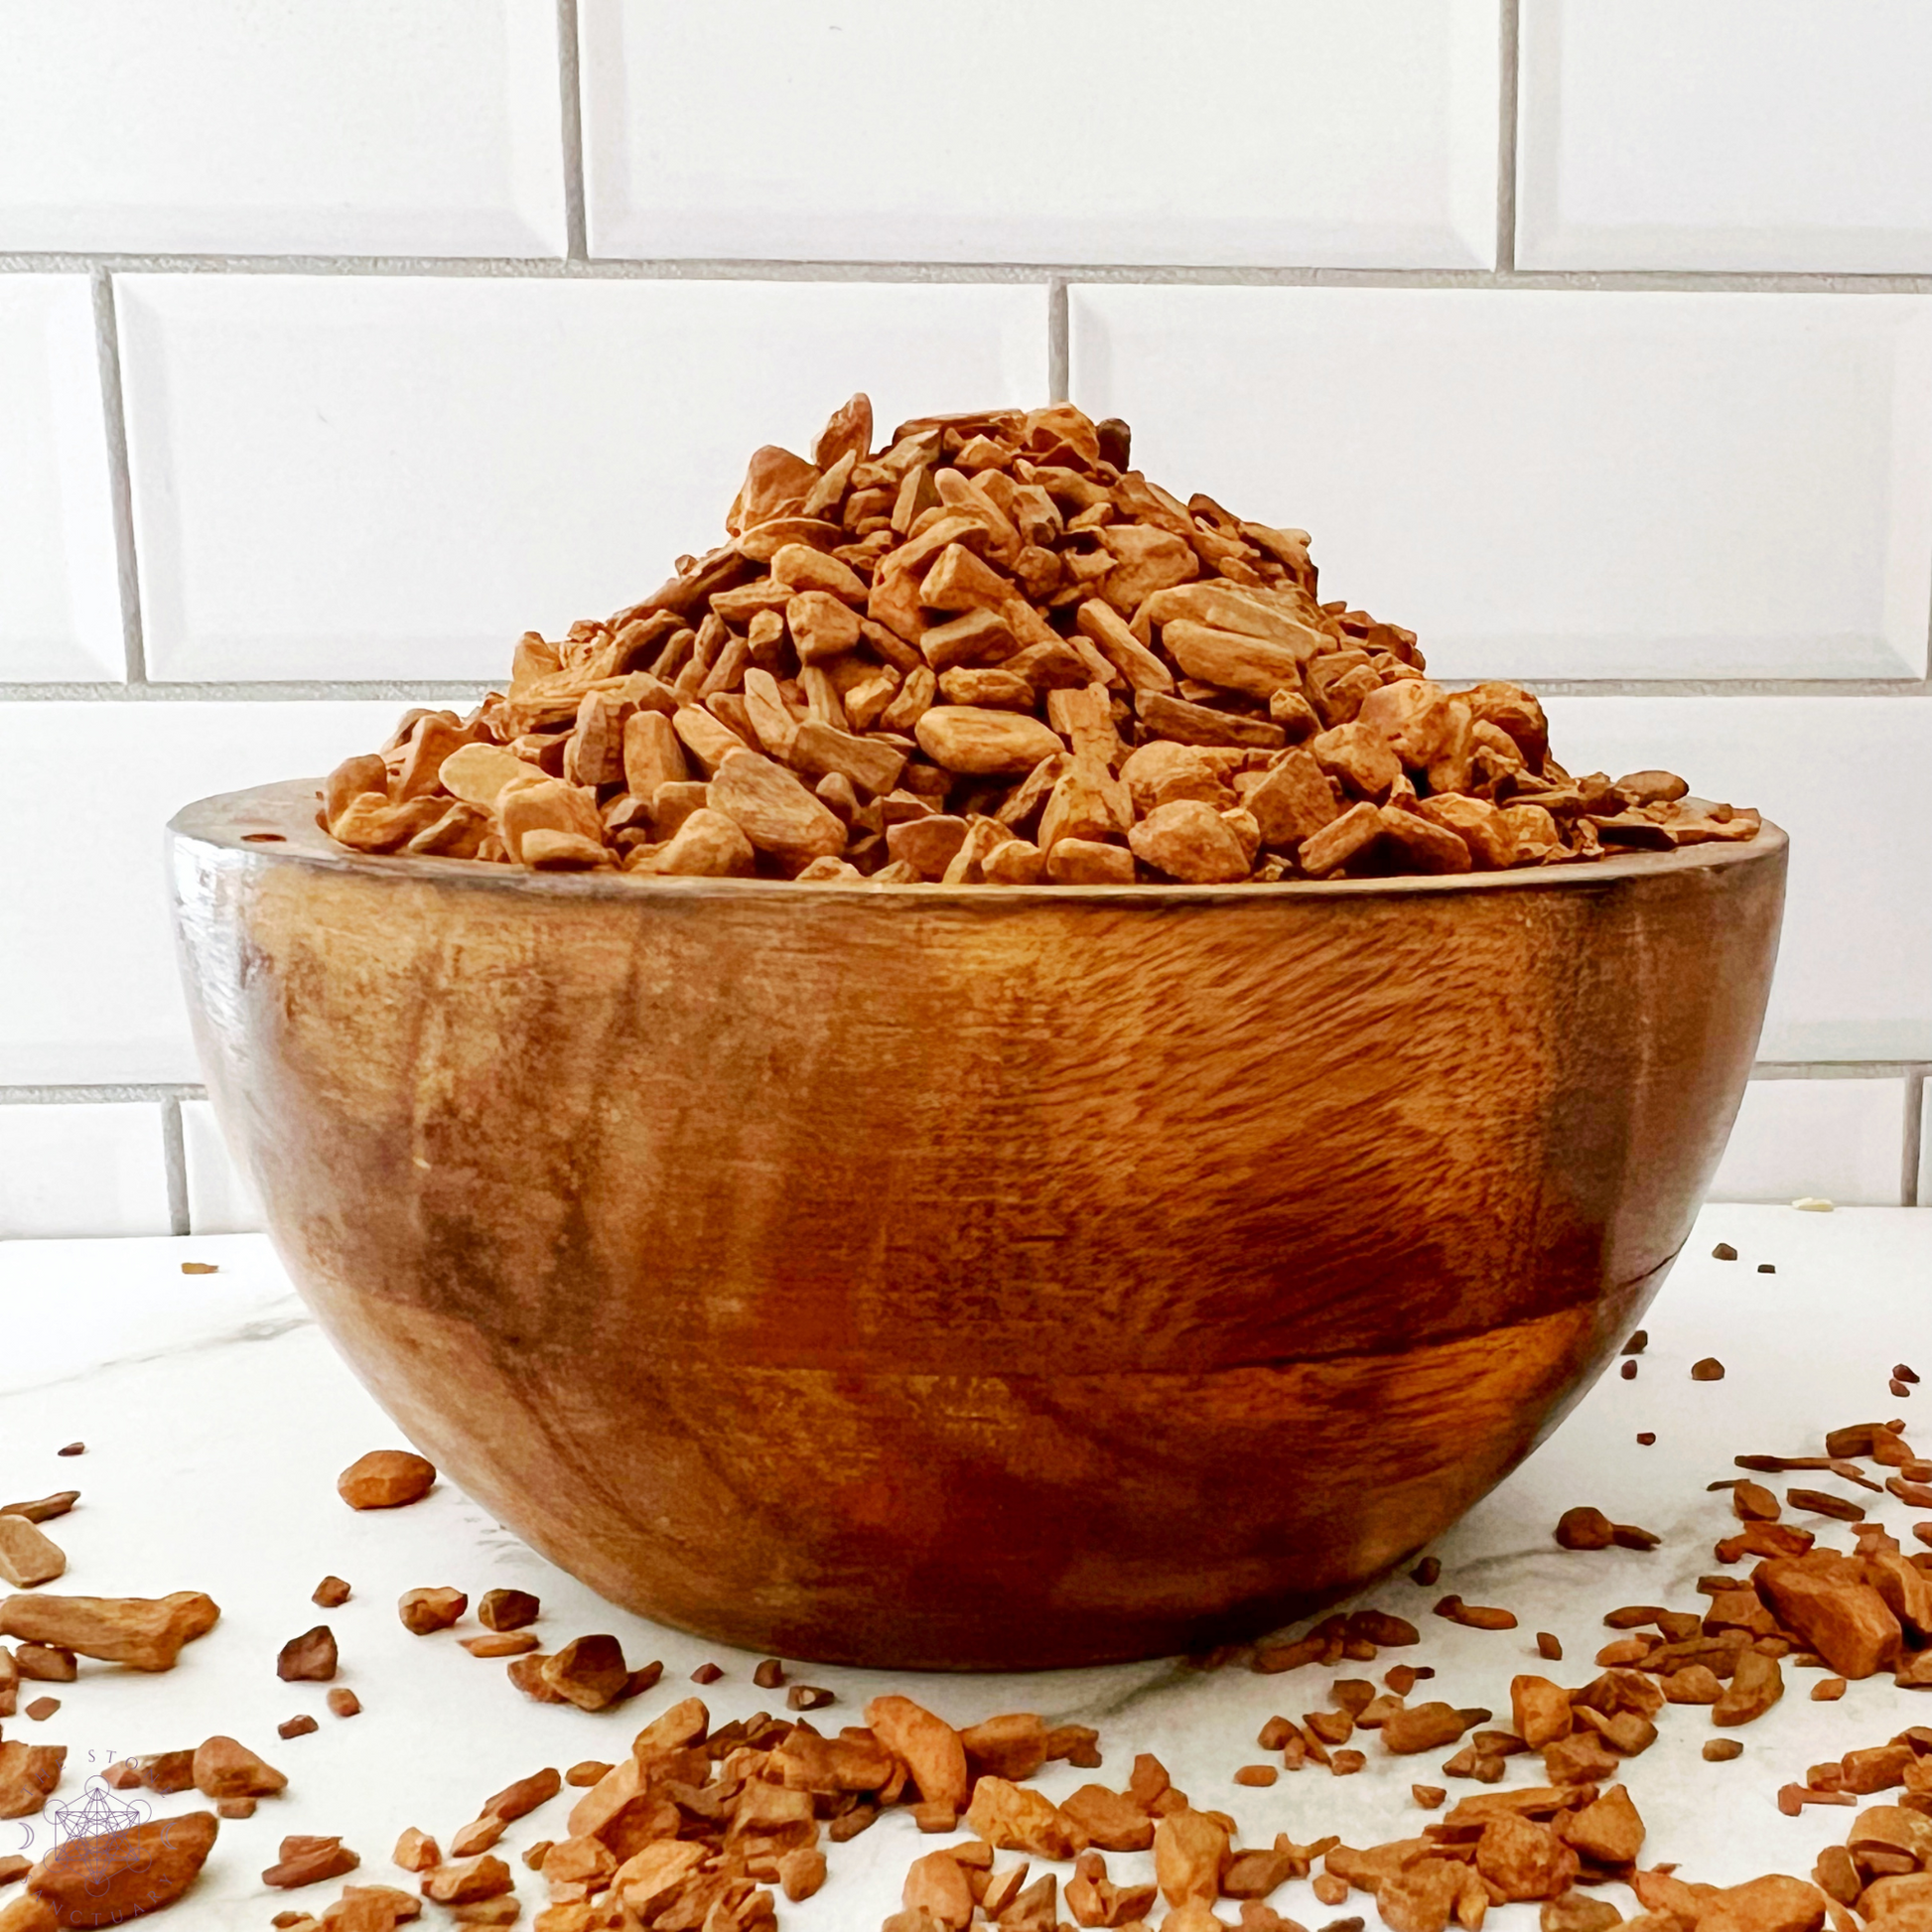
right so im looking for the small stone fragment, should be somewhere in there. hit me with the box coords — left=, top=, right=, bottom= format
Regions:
left=193, top=1736, right=286, bottom=1800
left=1380, top=1703, right=1478, bottom=1754
left=327, top=1689, right=361, bottom=1719
left=1555, top=1507, right=1616, bottom=1552
left=1128, top=798, right=1252, bottom=884
left=277, top=1716, right=318, bottom=1740
left=263, top=1836, right=360, bottom=1889
left=12, top=1646, right=72, bottom=1683
left=690, top=1662, right=722, bottom=1685
left=1664, top=1666, right=1724, bottom=1705
left=965, top=1778, right=1086, bottom=1861
left=1434, top=1595, right=1519, bottom=1630
left=26, top=1810, right=216, bottom=1924
left=1511, top=1677, right=1574, bottom=1749
left=312, top=1578, right=350, bottom=1609
left=55, top=1447, right=81, bottom=1458
left=901, top=1847, right=975, bottom=1928
left=0, top=1743, right=64, bottom=1821
left=421, top=1857, right=512, bottom=1905
left=448, top=1817, right=503, bottom=1859
left=779, top=1846, right=827, bottom=1902
left=477, top=1590, right=539, bottom=1633
left=0, top=1592, right=217, bottom=1671
left=216, top=1797, right=254, bottom=1820
left=278, top=1626, right=338, bottom=1682
left=128, top=1750, right=195, bottom=1794
left=866, top=1695, right=969, bottom=1812
left=1704, top=1738, right=1743, bottom=1761
left=1536, top=1633, right=1563, bottom=1660
left=1699, top=1876, right=1827, bottom=1932
left=1474, top=1813, right=1577, bottom=1902
left=483, top=1767, right=560, bottom=1827
left=1057, top=1785, right=1153, bottom=1854
left=1714, top=1243, right=1738, bottom=1260
left=1154, top=1807, right=1229, bottom=1907
left=0, top=1523, right=65, bottom=1591
left=1543, top=1898, right=1623, bottom=1932
left=539, top=1635, right=628, bottom=1711
left=393, top=1830, right=440, bottom=1872
left=1757, top=1557, right=1900, bottom=1677
left=22, top=1700, right=56, bottom=1725
left=504, top=1655, right=564, bottom=1704
left=1693, top=1358, right=1726, bottom=1381
left=461, top=1633, right=537, bottom=1658
left=397, top=1588, right=467, bottom=1635
left=449, top=1900, right=517, bottom=1928
left=337, top=1452, right=437, bottom=1510
left=0, top=1497, right=76, bottom=1527
left=753, top=1658, right=786, bottom=1689
left=1564, top=1785, right=1645, bottom=1863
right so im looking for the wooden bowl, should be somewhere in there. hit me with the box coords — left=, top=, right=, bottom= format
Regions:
left=171, top=779, right=1786, bottom=1669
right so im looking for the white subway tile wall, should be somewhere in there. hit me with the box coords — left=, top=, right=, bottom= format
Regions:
left=1517, top=0, right=1932, bottom=273
left=119, top=278, right=1047, bottom=682
left=0, top=1104, right=172, bottom=1240
left=0, top=277, right=123, bottom=682
left=1543, top=698, right=1932, bottom=1065
left=181, top=1099, right=264, bottom=1236
left=1068, top=286, right=1932, bottom=682
left=0, top=0, right=568, bottom=257
left=2, top=703, right=398, bottom=1086
left=581, top=0, right=1500, bottom=268
left=4, top=1, right=1931, bottom=1234
left=1708, top=1079, right=1909, bottom=1209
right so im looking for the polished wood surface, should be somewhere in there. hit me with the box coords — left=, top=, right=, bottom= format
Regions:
left=170, top=779, right=1786, bottom=1668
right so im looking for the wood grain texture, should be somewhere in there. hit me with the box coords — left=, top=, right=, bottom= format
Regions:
left=171, top=780, right=1787, bottom=1668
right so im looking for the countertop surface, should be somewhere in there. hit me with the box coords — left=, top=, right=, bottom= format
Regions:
left=1, top=1204, right=1927, bottom=1928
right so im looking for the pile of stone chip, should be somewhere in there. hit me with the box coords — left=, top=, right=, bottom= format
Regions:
left=322, top=395, right=1760, bottom=885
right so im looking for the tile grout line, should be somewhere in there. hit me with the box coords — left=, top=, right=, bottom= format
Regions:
left=90, top=267, right=146, bottom=686
left=1905, top=1070, right=1927, bottom=1208
left=556, top=0, right=588, bottom=262
left=0, top=681, right=486, bottom=703
left=6, top=676, right=1932, bottom=704
left=1750, top=1062, right=1930, bottom=1080
left=1533, top=676, right=1932, bottom=699
left=0, top=1084, right=207, bottom=1104
left=6, top=253, right=1932, bottom=295
left=160, top=1096, right=191, bottom=1236
left=1047, top=278, right=1069, bottom=403
left=1495, top=0, right=1520, bottom=274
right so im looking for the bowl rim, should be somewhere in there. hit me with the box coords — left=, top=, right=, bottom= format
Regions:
left=171, top=777, right=1786, bottom=907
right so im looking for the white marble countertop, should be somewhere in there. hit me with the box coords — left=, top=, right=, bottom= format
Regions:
left=2, top=1205, right=1928, bottom=1929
